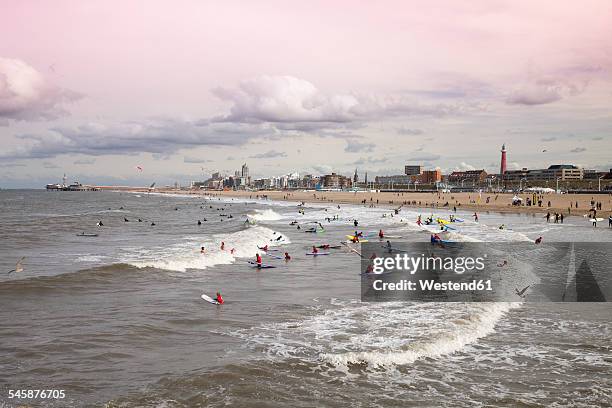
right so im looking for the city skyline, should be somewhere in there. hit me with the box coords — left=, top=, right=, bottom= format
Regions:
left=1, top=0, right=612, bottom=188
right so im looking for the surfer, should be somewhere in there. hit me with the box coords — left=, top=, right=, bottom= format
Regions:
left=138, top=218, right=142, bottom=222
left=592, top=218, right=597, bottom=227
left=197, top=220, right=201, bottom=225
left=385, top=240, right=392, bottom=252
left=96, top=221, right=104, bottom=227
left=230, top=248, right=236, bottom=254
left=318, top=244, right=330, bottom=249
left=256, top=253, right=263, bottom=266
left=473, top=213, right=479, bottom=222
left=200, top=246, right=206, bottom=253
left=497, top=260, right=508, bottom=267
left=259, top=245, right=269, bottom=251
left=284, top=252, right=291, bottom=261
left=215, top=291, right=224, bottom=304
left=499, top=224, right=505, bottom=230
left=220, top=241, right=225, bottom=250
left=378, top=229, right=384, bottom=239
left=312, top=246, right=319, bottom=254
left=124, top=217, right=129, bottom=222
left=354, top=219, right=359, bottom=227
left=151, top=222, right=156, bottom=226
left=430, top=234, right=441, bottom=243
left=416, top=215, right=422, bottom=226
left=535, top=236, right=543, bottom=244
left=609, top=215, right=612, bottom=228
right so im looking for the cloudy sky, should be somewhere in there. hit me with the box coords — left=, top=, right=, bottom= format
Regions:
left=1, top=0, right=611, bottom=187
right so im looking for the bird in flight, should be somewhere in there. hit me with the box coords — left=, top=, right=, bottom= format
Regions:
left=7, top=257, right=25, bottom=274
left=515, top=285, right=530, bottom=298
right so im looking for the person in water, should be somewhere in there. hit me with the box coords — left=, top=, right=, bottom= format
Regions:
left=215, top=291, right=224, bottom=304
left=256, top=253, right=262, bottom=265
left=97, top=221, right=104, bottom=227
left=430, top=234, right=441, bottom=243
left=260, top=245, right=268, bottom=251
left=200, top=246, right=206, bottom=253
left=473, top=213, right=479, bottom=222
left=284, top=252, right=291, bottom=261
left=535, top=236, right=543, bottom=244
left=197, top=220, right=201, bottom=225
left=378, top=229, right=384, bottom=239
left=354, top=219, right=359, bottom=227
left=416, top=215, right=422, bottom=226
left=609, top=215, right=612, bottom=228
left=220, top=241, right=225, bottom=250
left=497, top=260, right=508, bottom=267
left=151, top=222, right=156, bottom=226
left=312, top=246, right=318, bottom=254
left=230, top=248, right=236, bottom=254
left=499, top=224, right=505, bottom=230
left=124, top=217, right=129, bottom=222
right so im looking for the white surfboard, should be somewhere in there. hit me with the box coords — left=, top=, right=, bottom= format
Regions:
left=201, top=294, right=220, bottom=305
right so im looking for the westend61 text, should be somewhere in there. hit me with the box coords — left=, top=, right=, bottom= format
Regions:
left=372, top=279, right=493, bottom=292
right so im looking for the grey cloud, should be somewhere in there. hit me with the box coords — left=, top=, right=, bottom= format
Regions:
left=396, top=127, right=424, bottom=136
left=249, top=150, right=287, bottom=159
left=42, top=161, right=60, bottom=169
left=183, top=156, right=212, bottom=164
left=73, top=158, right=96, bottom=165
left=344, top=140, right=375, bottom=153
left=506, top=77, right=588, bottom=106
left=351, top=156, right=388, bottom=165
left=570, top=147, right=586, bottom=153
left=1, top=119, right=271, bottom=160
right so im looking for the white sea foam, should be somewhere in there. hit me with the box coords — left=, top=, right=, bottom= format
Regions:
left=124, top=226, right=289, bottom=272
left=248, top=209, right=283, bottom=221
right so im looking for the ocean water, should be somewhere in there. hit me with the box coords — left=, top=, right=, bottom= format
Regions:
left=0, top=190, right=610, bottom=407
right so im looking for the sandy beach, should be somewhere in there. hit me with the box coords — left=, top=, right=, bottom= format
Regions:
left=150, top=189, right=612, bottom=218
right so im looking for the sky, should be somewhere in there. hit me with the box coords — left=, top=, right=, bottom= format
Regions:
left=1, top=0, right=611, bottom=188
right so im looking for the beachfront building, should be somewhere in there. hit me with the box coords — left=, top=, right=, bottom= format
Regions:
left=505, top=165, right=584, bottom=182
left=375, top=175, right=412, bottom=186
left=320, top=173, right=352, bottom=189
left=447, top=170, right=488, bottom=184
left=419, top=169, right=442, bottom=184
left=404, top=165, right=422, bottom=176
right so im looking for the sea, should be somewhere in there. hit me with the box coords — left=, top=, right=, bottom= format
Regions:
left=0, top=190, right=610, bottom=407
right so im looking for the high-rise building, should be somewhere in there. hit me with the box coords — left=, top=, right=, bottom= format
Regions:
left=500, top=144, right=507, bottom=176
left=353, top=168, right=359, bottom=183
left=241, top=163, right=249, bottom=178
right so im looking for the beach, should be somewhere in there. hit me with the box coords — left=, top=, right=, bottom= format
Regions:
left=149, top=189, right=612, bottom=218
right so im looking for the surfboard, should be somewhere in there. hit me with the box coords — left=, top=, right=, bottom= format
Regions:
left=201, top=294, right=220, bottom=305
left=257, top=246, right=279, bottom=252
left=380, top=235, right=402, bottom=239
left=247, top=261, right=276, bottom=268
left=589, top=218, right=604, bottom=222
left=346, top=239, right=368, bottom=243
left=76, top=233, right=98, bottom=237
left=453, top=218, right=464, bottom=222
left=306, top=252, right=330, bottom=256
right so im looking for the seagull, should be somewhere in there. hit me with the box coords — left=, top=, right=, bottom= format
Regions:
left=515, top=285, right=530, bottom=298
left=8, top=257, right=25, bottom=274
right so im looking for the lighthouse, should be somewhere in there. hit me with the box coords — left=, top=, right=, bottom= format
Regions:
left=500, top=144, right=507, bottom=176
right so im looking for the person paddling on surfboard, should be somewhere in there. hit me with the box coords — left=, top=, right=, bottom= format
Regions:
left=216, top=291, right=224, bottom=304
left=312, top=246, right=318, bottom=254
left=284, top=252, right=291, bottom=261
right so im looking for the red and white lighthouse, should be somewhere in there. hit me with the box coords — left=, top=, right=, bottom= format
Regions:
left=500, top=144, right=507, bottom=176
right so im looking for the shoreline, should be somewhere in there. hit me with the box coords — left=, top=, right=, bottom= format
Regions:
left=117, top=188, right=612, bottom=219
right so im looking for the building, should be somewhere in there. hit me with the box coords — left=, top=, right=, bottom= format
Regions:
left=375, top=175, right=412, bottom=185
left=404, top=165, right=422, bottom=176
left=353, top=168, right=359, bottom=183
left=529, top=165, right=583, bottom=181
left=500, top=144, right=507, bottom=175
left=419, top=169, right=442, bottom=183
left=447, top=170, right=488, bottom=184
left=320, top=173, right=352, bottom=189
